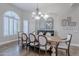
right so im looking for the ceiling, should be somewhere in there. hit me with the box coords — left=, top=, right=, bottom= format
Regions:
left=12, top=3, right=79, bottom=15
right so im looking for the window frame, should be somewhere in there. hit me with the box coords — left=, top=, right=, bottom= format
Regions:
left=3, top=11, right=20, bottom=36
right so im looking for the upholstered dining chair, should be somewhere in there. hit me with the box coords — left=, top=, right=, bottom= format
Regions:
left=29, top=33, right=38, bottom=51
left=46, top=32, right=51, bottom=36
left=32, top=31, right=36, bottom=35
left=38, top=32, right=43, bottom=35
left=21, top=33, right=29, bottom=48
left=18, top=32, right=23, bottom=45
left=58, top=34, right=72, bottom=56
left=38, top=35, right=51, bottom=55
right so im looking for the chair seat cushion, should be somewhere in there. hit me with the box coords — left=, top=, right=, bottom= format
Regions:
left=23, top=41, right=26, bottom=44
left=58, top=43, right=68, bottom=49
left=23, top=41, right=29, bottom=43
left=30, top=42, right=38, bottom=46
left=39, top=45, right=51, bottom=51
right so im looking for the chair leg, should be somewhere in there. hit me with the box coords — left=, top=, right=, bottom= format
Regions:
left=25, top=43, right=29, bottom=53
left=22, top=44, right=24, bottom=48
left=66, top=50, right=68, bottom=56
left=45, top=50, right=47, bottom=56
left=18, top=40, right=19, bottom=45
left=28, top=46, right=30, bottom=53
left=49, top=47, right=52, bottom=56
left=39, top=49, right=40, bottom=56
left=55, top=47, right=58, bottom=56
left=66, top=49, right=70, bottom=56
left=34, top=46, right=35, bottom=51
left=25, top=43, right=27, bottom=48
left=68, top=49, right=70, bottom=56
left=56, top=42, right=59, bottom=56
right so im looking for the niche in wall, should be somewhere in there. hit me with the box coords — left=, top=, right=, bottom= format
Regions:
left=62, top=17, right=76, bottom=26
left=46, top=17, right=54, bottom=30
left=61, top=17, right=77, bottom=31
left=35, top=17, right=54, bottom=33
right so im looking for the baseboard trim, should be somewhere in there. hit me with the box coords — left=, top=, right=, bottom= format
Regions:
left=0, top=39, right=18, bottom=46
left=71, top=43, right=79, bottom=47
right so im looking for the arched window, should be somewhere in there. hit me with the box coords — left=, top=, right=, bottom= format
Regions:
left=4, top=11, right=20, bottom=36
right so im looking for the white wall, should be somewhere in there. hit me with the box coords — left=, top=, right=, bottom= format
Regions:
left=0, top=3, right=29, bottom=44
left=52, top=5, right=79, bottom=46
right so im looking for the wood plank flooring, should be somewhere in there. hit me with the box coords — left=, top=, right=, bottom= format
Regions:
left=0, top=41, right=79, bottom=56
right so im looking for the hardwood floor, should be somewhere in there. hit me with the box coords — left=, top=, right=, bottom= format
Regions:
left=0, top=41, right=79, bottom=56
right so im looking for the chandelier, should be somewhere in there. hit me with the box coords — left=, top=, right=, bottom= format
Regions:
left=32, top=4, right=49, bottom=20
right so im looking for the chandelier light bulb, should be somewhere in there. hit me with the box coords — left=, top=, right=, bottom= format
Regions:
left=43, top=14, right=49, bottom=20
left=35, top=16, right=40, bottom=20
left=32, top=15, right=34, bottom=17
left=38, top=12, right=42, bottom=15
left=32, top=12, right=36, bottom=15
left=41, top=14, right=44, bottom=17
left=44, top=14, right=49, bottom=18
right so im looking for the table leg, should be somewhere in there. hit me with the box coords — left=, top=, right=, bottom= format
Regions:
left=50, top=45, right=56, bottom=56
left=55, top=42, right=59, bottom=56
left=50, top=42, right=59, bottom=56
left=50, top=46, right=52, bottom=56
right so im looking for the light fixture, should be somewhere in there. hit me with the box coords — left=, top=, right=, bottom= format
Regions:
left=38, top=12, right=42, bottom=15
left=44, top=14, right=49, bottom=19
left=35, top=15, right=40, bottom=19
left=32, top=4, right=49, bottom=20
left=32, top=12, right=36, bottom=15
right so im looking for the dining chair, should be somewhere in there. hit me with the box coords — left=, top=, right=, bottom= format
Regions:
left=18, top=32, right=23, bottom=46
left=29, top=33, right=38, bottom=51
left=58, top=34, right=72, bottom=56
left=46, top=32, right=51, bottom=36
left=38, top=32, right=43, bottom=35
left=38, top=35, right=51, bottom=55
left=21, top=33, right=29, bottom=48
left=32, top=31, right=36, bottom=35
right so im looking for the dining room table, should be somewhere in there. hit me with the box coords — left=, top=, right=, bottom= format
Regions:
left=46, top=35, right=63, bottom=56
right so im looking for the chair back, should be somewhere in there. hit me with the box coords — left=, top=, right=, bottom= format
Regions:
left=38, top=35, right=47, bottom=46
left=29, top=33, right=36, bottom=42
left=39, top=32, right=43, bottom=35
left=18, top=32, right=23, bottom=39
left=46, top=32, right=51, bottom=36
left=67, top=34, right=72, bottom=41
left=32, top=31, right=36, bottom=35
left=66, top=34, right=72, bottom=48
left=19, top=33, right=28, bottom=47
left=18, top=32, right=23, bottom=45
left=22, top=33, right=28, bottom=41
